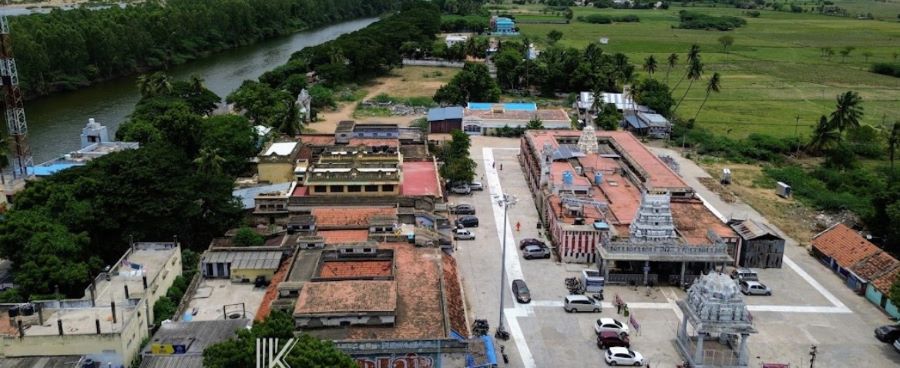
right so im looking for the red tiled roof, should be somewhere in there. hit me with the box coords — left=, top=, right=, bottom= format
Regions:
left=401, top=161, right=441, bottom=197
left=318, top=260, right=393, bottom=278
left=670, top=200, right=737, bottom=244
left=311, top=207, right=396, bottom=228
left=442, top=254, right=469, bottom=336
left=300, top=134, right=336, bottom=146
left=294, top=280, right=397, bottom=314
left=872, top=268, right=900, bottom=295
left=317, top=230, right=370, bottom=244
left=292, top=186, right=308, bottom=197
left=348, top=138, right=398, bottom=147
left=851, top=252, right=899, bottom=281
left=550, top=162, right=591, bottom=187
left=811, top=224, right=880, bottom=269
left=255, top=257, right=292, bottom=322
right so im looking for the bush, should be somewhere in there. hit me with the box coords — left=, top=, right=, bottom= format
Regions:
left=678, top=10, right=747, bottom=30
left=232, top=227, right=264, bottom=247
left=871, top=63, right=900, bottom=78
left=579, top=14, right=612, bottom=24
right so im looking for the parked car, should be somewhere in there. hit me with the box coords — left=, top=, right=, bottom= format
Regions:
left=739, top=281, right=772, bottom=296
left=563, top=295, right=602, bottom=313
left=596, top=330, right=630, bottom=349
left=875, top=324, right=900, bottom=343
left=468, top=181, right=484, bottom=191
left=512, top=279, right=531, bottom=304
left=893, top=338, right=900, bottom=353
left=522, top=244, right=550, bottom=260
left=731, top=268, right=759, bottom=282
left=449, top=204, right=476, bottom=215
left=449, top=184, right=471, bottom=195
left=454, top=229, right=475, bottom=240
left=519, top=238, right=546, bottom=250
left=604, top=347, right=644, bottom=366
left=455, top=215, right=479, bottom=228
left=594, top=318, right=630, bottom=336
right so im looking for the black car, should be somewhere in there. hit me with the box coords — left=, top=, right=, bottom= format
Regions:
left=875, top=324, right=900, bottom=343
left=512, top=279, right=531, bottom=304
left=455, top=215, right=479, bottom=228
left=450, top=204, right=476, bottom=215
left=519, top=238, right=546, bottom=250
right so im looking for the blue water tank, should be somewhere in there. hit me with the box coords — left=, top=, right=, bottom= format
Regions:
left=594, top=172, right=603, bottom=186
left=563, top=171, right=573, bottom=186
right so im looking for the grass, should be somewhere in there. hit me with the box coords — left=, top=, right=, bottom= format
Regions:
left=509, top=5, right=900, bottom=139
left=352, top=106, right=393, bottom=118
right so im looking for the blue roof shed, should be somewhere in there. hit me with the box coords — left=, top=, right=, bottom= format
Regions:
left=427, top=106, right=464, bottom=121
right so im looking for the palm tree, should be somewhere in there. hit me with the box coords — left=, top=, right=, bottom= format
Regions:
left=136, top=72, right=172, bottom=97
left=881, top=121, right=899, bottom=173
left=194, top=147, right=225, bottom=175
left=613, top=53, right=634, bottom=89
left=674, top=58, right=703, bottom=112
left=806, top=115, right=841, bottom=153
left=665, top=53, right=678, bottom=85
left=188, top=75, right=205, bottom=94
left=276, top=96, right=301, bottom=137
left=829, top=91, right=864, bottom=133
left=693, top=72, right=721, bottom=121
left=672, top=44, right=700, bottom=92
left=642, top=55, right=658, bottom=78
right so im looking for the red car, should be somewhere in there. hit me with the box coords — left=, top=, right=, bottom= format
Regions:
left=596, top=330, right=630, bottom=349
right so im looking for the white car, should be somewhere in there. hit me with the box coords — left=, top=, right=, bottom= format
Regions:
left=453, top=229, right=475, bottom=240
left=739, top=280, right=772, bottom=296
left=604, top=347, right=644, bottom=366
left=468, top=181, right=483, bottom=191
left=594, top=317, right=629, bottom=336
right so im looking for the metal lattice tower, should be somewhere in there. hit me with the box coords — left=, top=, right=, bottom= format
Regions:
left=0, top=15, right=32, bottom=179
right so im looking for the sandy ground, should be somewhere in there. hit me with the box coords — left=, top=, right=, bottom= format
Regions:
left=308, top=66, right=457, bottom=134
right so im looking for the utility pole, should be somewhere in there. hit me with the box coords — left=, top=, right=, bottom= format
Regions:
left=495, top=193, right=516, bottom=340
left=794, top=114, right=801, bottom=157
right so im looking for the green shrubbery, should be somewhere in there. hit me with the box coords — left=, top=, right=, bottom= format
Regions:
left=577, top=14, right=640, bottom=24
left=678, top=10, right=747, bottom=30
left=871, top=63, right=900, bottom=78
left=672, top=125, right=801, bottom=163
left=440, top=15, right=489, bottom=33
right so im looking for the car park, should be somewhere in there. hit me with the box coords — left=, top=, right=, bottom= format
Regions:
left=518, top=238, right=546, bottom=250
left=875, top=324, right=900, bottom=343
left=731, top=268, right=759, bottom=282
left=522, top=244, right=550, bottom=259
left=594, top=318, right=629, bottom=336
left=739, top=280, right=772, bottom=296
left=512, top=279, right=531, bottom=304
left=449, top=204, right=476, bottom=215
left=453, top=229, right=475, bottom=240
left=604, top=347, right=644, bottom=366
left=596, top=331, right=630, bottom=349
left=468, top=181, right=483, bottom=191
left=563, top=295, right=602, bottom=313
left=449, top=184, right=471, bottom=195
left=455, top=215, right=479, bottom=228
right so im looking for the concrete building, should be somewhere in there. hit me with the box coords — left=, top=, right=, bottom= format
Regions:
left=623, top=111, right=672, bottom=139
left=728, top=219, right=784, bottom=268
left=0, top=242, right=182, bottom=367
left=519, top=130, right=738, bottom=284
left=335, top=121, right=400, bottom=144
left=811, top=223, right=900, bottom=319
left=29, top=119, right=139, bottom=177
left=200, top=250, right=283, bottom=282
left=444, top=34, right=468, bottom=47
left=676, top=272, right=756, bottom=368
left=427, top=106, right=465, bottom=134
left=257, top=141, right=301, bottom=184
left=139, top=319, right=250, bottom=368
left=302, top=146, right=402, bottom=197
left=490, top=16, right=517, bottom=35
left=462, top=102, right=569, bottom=135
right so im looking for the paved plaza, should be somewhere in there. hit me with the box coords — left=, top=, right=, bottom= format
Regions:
left=452, top=136, right=900, bottom=368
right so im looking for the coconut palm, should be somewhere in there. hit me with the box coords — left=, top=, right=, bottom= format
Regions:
left=665, top=53, right=678, bottom=85
left=806, top=115, right=841, bottom=153
left=642, top=55, right=658, bottom=78
left=672, top=44, right=700, bottom=92
left=674, top=58, right=703, bottom=112
left=194, top=147, right=226, bottom=175
left=275, top=96, right=301, bottom=137
left=829, top=91, right=864, bottom=133
left=881, top=121, right=899, bottom=173
left=136, top=72, right=172, bottom=97
left=693, top=72, right=721, bottom=121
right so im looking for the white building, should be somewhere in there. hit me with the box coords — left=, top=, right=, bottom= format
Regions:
left=444, top=34, right=468, bottom=47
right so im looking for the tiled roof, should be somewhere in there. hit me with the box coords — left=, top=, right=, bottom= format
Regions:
left=300, top=134, right=336, bottom=146
left=318, top=260, right=393, bottom=278
left=401, top=161, right=442, bottom=197
left=670, top=200, right=737, bottom=244
left=442, top=254, right=469, bottom=336
left=294, top=280, right=397, bottom=315
left=317, top=230, right=370, bottom=244
left=348, top=138, right=398, bottom=147
left=850, top=251, right=899, bottom=282
left=811, top=224, right=880, bottom=269
left=311, top=207, right=396, bottom=228
left=872, top=268, right=900, bottom=295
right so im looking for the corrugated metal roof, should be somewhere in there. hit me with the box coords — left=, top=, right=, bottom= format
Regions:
left=624, top=114, right=646, bottom=129
left=201, top=251, right=282, bottom=270
left=730, top=219, right=782, bottom=240
left=637, top=112, right=670, bottom=127
left=427, top=106, right=464, bottom=121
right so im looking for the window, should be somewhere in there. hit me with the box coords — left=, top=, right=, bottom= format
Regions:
left=314, top=185, right=327, bottom=193
left=382, top=184, right=394, bottom=192
left=365, top=185, right=379, bottom=192
left=348, top=185, right=361, bottom=193
left=330, top=185, right=345, bottom=193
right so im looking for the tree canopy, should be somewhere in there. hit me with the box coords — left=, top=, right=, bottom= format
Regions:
left=433, top=62, right=500, bottom=105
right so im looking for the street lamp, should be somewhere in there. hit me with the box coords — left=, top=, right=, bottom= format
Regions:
left=495, top=193, right=516, bottom=340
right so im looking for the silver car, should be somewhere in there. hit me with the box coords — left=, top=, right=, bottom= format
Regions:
left=563, top=295, right=602, bottom=313
left=740, top=280, right=772, bottom=296
left=453, top=229, right=475, bottom=240
left=468, top=181, right=484, bottom=191
left=522, top=244, right=550, bottom=259
left=449, top=184, right=471, bottom=195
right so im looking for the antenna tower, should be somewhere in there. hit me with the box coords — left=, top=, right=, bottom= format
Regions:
left=0, top=15, right=31, bottom=179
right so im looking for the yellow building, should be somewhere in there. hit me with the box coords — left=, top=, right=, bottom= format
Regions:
left=200, top=250, right=282, bottom=283
left=257, top=141, right=301, bottom=184
left=0, top=242, right=182, bottom=367
left=302, top=146, right=403, bottom=196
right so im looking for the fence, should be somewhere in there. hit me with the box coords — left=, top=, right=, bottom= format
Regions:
left=173, top=271, right=201, bottom=321
left=606, top=273, right=658, bottom=285
left=402, top=59, right=465, bottom=68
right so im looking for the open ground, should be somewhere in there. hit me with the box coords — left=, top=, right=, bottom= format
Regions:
left=508, top=5, right=900, bottom=138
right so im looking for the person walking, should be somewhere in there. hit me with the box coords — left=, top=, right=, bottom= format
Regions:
left=516, top=222, right=521, bottom=232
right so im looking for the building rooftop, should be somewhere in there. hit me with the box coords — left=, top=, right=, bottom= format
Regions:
left=729, top=219, right=782, bottom=240
left=811, top=224, right=880, bottom=269
left=233, top=183, right=292, bottom=210
left=186, top=279, right=265, bottom=322
left=850, top=251, right=899, bottom=283
left=872, top=268, right=900, bottom=296
left=294, top=280, right=398, bottom=315
left=400, top=161, right=442, bottom=197
left=299, top=134, right=336, bottom=146
left=140, top=319, right=250, bottom=368
left=670, top=200, right=737, bottom=244
left=318, top=260, right=393, bottom=279
left=0, top=356, right=84, bottom=368
left=427, top=106, right=464, bottom=121
left=468, top=102, right=535, bottom=111
left=263, top=142, right=298, bottom=156
left=336, top=120, right=356, bottom=133
left=465, top=106, right=569, bottom=122
left=348, top=138, right=398, bottom=147
left=201, top=251, right=282, bottom=271
left=311, top=207, right=396, bottom=228
left=317, top=230, right=370, bottom=244
left=637, top=112, right=670, bottom=127
left=92, top=243, right=180, bottom=305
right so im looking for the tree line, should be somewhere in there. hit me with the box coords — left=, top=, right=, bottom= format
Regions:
left=10, top=0, right=398, bottom=99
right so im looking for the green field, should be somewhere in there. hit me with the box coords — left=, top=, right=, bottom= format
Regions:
left=511, top=5, right=900, bottom=138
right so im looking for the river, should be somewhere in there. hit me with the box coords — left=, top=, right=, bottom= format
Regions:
left=23, top=17, right=377, bottom=163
